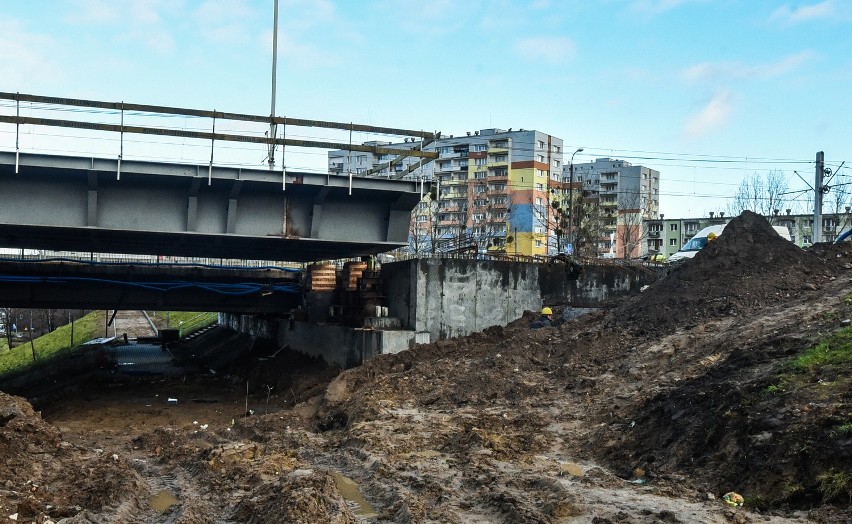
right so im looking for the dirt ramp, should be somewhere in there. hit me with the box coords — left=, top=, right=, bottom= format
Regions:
left=614, top=210, right=833, bottom=335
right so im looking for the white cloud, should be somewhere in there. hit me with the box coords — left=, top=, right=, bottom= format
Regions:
left=630, top=0, right=708, bottom=16
left=0, top=20, right=65, bottom=90
left=261, top=31, right=341, bottom=70
left=193, top=0, right=257, bottom=45
left=515, top=36, right=576, bottom=65
left=770, top=1, right=836, bottom=26
left=681, top=50, right=817, bottom=83
left=683, top=89, right=733, bottom=139
left=64, top=0, right=181, bottom=52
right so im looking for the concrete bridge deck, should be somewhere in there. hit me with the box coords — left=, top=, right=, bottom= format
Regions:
left=0, top=151, right=423, bottom=262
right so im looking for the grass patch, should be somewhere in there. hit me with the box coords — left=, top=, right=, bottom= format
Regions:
left=788, top=327, right=852, bottom=374
left=766, top=383, right=784, bottom=394
left=148, top=311, right=217, bottom=337
left=148, top=311, right=208, bottom=329
left=817, top=469, right=852, bottom=503
left=831, top=422, right=852, bottom=437
left=0, top=311, right=105, bottom=376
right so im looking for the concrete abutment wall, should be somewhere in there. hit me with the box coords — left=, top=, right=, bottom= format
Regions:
left=224, top=259, right=659, bottom=367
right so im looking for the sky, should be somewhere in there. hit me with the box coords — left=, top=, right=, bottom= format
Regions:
left=1, top=0, right=850, bottom=219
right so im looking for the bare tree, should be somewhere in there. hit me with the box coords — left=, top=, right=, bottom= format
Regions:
left=615, top=190, right=646, bottom=259
left=729, top=170, right=789, bottom=217
left=532, top=193, right=569, bottom=255
left=407, top=190, right=437, bottom=256
left=573, top=197, right=606, bottom=257
left=2, top=308, right=14, bottom=350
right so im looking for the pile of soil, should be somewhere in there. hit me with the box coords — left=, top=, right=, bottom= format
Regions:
left=1, top=210, right=850, bottom=522
left=0, top=391, right=140, bottom=522
left=614, top=210, right=834, bottom=335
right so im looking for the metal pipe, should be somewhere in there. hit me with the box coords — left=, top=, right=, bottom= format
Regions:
left=15, top=93, right=19, bottom=174
left=208, top=115, right=216, bottom=185
left=117, top=103, right=124, bottom=180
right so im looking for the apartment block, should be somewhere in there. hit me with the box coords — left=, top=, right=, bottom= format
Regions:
left=328, top=129, right=564, bottom=257
left=565, top=158, right=660, bottom=258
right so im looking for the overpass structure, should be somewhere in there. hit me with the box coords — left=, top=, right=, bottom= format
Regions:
left=0, top=152, right=423, bottom=262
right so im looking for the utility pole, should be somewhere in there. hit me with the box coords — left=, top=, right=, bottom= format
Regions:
left=267, top=0, right=279, bottom=170
left=567, top=148, right=583, bottom=252
left=814, top=151, right=824, bottom=244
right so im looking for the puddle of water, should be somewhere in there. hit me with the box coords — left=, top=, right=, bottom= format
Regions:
left=332, top=472, right=378, bottom=517
left=150, top=490, right=178, bottom=513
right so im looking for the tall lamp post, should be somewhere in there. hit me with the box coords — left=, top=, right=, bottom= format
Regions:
left=567, top=147, right=584, bottom=251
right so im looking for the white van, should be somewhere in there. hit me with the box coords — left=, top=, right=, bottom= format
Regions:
left=668, top=223, right=791, bottom=263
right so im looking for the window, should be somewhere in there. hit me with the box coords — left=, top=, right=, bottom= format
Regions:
left=492, top=154, right=508, bottom=163
left=553, top=145, right=561, bottom=154
left=535, top=240, right=542, bottom=248
left=473, top=213, right=485, bottom=221
left=416, top=215, right=428, bottom=223
left=649, top=223, right=663, bottom=233
left=536, top=155, right=545, bottom=163
left=536, top=197, right=543, bottom=205
left=685, top=221, right=698, bottom=232
left=536, top=183, right=544, bottom=191
left=474, top=144, right=487, bottom=152
left=534, top=226, right=544, bottom=234
left=554, top=160, right=561, bottom=168
left=537, top=140, right=545, bottom=149
left=537, top=169, right=546, bottom=177
left=670, top=224, right=678, bottom=231
left=669, top=238, right=678, bottom=246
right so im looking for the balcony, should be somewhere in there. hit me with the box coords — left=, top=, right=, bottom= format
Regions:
left=600, top=201, right=617, bottom=208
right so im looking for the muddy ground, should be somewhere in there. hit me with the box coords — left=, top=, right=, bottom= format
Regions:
left=1, top=211, right=851, bottom=523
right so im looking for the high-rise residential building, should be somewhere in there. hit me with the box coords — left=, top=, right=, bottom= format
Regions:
left=565, top=158, right=660, bottom=258
left=328, top=129, right=564, bottom=257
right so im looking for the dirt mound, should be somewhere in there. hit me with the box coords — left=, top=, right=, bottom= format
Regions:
left=808, top=240, right=852, bottom=271
left=0, top=391, right=140, bottom=521
left=230, top=470, right=356, bottom=523
left=597, top=286, right=852, bottom=508
left=614, top=211, right=834, bottom=335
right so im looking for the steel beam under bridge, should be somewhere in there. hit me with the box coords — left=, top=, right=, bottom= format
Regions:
left=0, top=152, right=423, bottom=262
left=0, top=259, right=302, bottom=313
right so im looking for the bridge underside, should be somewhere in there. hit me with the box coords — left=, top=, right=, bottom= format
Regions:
left=0, top=223, right=403, bottom=262
left=0, top=259, right=302, bottom=313
left=0, top=152, right=422, bottom=262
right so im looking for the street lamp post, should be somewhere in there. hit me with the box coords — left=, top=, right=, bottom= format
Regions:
left=567, top=147, right=584, bottom=251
